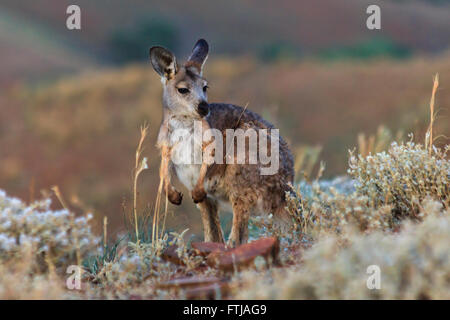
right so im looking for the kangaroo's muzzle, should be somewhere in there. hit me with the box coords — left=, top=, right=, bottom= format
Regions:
left=196, top=101, right=209, bottom=117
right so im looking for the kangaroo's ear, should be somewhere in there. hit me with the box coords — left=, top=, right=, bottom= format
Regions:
left=187, top=39, right=209, bottom=74
left=149, top=46, right=177, bottom=80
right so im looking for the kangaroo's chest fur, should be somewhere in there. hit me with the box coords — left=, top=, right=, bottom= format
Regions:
left=167, top=116, right=203, bottom=191
left=166, top=115, right=229, bottom=206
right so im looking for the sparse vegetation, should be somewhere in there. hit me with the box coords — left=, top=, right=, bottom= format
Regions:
left=1, top=0, right=449, bottom=301
left=1, top=77, right=448, bottom=298
left=1, top=130, right=448, bottom=298
left=235, top=205, right=450, bottom=299
left=285, top=140, right=449, bottom=238
left=0, top=190, right=98, bottom=272
left=2, top=55, right=449, bottom=237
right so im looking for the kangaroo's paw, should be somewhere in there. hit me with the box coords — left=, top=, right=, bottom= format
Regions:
left=168, top=189, right=183, bottom=205
left=192, top=187, right=207, bottom=203
left=226, top=238, right=237, bottom=248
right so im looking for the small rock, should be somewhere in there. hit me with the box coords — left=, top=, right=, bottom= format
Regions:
left=161, top=245, right=184, bottom=265
left=191, top=242, right=228, bottom=257
left=207, top=237, right=280, bottom=271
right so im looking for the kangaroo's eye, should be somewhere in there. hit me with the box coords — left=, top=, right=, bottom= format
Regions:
left=177, top=88, right=190, bottom=94
left=203, top=85, right=209, bottom=92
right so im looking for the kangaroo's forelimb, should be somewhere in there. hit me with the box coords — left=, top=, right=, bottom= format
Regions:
left=160, top=144, right=183, bottom=205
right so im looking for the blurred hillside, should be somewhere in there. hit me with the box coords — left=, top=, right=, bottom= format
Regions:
left=0, top=6, right=96, bottom=87
left=1, top=0, right=450, bottom=83
left=0, top=1, right=450, bottom=236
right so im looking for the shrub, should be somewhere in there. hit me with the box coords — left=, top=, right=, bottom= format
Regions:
left=0, top=190, right=99, bottom=271
left=234, top=201, right=450, bottom=299
left=286, top=182, right=393, bottom=235
left=348, top=141, right=449, bottom=220
left=286, top=141, right=449, bottom=236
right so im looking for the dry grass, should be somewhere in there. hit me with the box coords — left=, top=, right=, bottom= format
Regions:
left=0, top=131, right=448, bottom=299
left=284, top=136, right=449, bottom=238
left=235, top=203, right=450, bottom=299
left=132, top=124, right=149, bottom=241
left=293, top=145, right=322, bottom=182
left=357, top=125, right=403, bottom=158
left=426, top=74, right=439, bottom=154
left=1, top=55, right=449, bottom=235
left=0, top=58, right=449, bottom=299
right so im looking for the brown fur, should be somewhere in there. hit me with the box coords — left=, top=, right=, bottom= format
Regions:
left=151, top=40, right=294, bottom=246
left=202, top=103, right=294, bottom=245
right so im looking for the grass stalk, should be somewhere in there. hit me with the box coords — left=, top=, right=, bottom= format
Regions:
left=103, top=216, right=108, bottom=252
left=52, top=185, right=81, bottom=267
left=427, top=73, right=439, bottom=154
left=133, top=123, right=149, bottom=242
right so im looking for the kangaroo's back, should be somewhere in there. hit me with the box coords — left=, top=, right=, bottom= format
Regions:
left=206, top=103, right=294, bottom=182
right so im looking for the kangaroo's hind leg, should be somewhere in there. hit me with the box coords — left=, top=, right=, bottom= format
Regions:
left=197, top=197, right=224, bottom=243
left=228, top=198, right=250, bottom=247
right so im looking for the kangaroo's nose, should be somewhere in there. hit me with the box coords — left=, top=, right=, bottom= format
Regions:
left=197, top=101, right=209, bottom=117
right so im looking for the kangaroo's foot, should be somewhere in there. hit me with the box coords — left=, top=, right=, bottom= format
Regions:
left=192, top=187, right=207, bottom=204
left=167, top=189, right=183, bottom=205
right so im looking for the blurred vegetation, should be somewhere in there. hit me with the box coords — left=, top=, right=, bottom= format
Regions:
left=319, top=38, right=412, bottom=61
left=109, top=18, right=179, bottom=64
left=258, top=41, right=302, bottom=62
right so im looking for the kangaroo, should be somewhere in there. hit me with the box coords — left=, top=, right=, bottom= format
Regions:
left=150, top=39, right=294, bottom=246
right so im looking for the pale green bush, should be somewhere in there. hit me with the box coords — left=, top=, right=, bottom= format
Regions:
left=0, top=190, right=99, bottom=271
left=287, top=142, right=449, bottom=236
left=235, top=199, right=450, bottom=299
left=349, top=141, right=449, bottom=219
